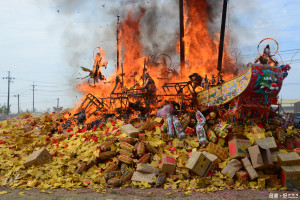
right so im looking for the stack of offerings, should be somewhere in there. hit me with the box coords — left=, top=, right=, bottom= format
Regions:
left=1, top=105, right=300, bottom=192
left=278, top=152, right=300, bottom=190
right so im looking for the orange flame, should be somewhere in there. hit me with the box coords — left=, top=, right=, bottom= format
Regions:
left=182, top=0, right=238, bottom=80
left=73, top=1, right=239, bottom=123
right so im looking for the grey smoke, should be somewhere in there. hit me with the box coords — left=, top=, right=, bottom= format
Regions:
left=44, top=0, right=257, bottom=76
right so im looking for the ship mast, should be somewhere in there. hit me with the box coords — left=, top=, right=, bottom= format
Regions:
left=116, top=14, right=120, bottom=71
left=217, top=0, right=228, bottom=84
left=179, top=0, right=185, bottom=76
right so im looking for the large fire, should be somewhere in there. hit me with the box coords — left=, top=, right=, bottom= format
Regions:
left=183, top=0, right=238, bottom=80
left=73, top=0, right=238, bottom=123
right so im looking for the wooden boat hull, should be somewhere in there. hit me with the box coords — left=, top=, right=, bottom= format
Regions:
left=197, top=64, right=285, bottom=115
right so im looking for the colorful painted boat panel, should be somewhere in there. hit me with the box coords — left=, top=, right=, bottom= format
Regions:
left=197, top=65, right=251, bottom=107
left=197, top=64, right=284, bottom=107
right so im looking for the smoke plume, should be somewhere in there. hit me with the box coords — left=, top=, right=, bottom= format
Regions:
left=45, top=0, right=256, bottom=77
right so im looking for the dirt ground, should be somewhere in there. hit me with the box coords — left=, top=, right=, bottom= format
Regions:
left=0, top=186, right=299, bottom=200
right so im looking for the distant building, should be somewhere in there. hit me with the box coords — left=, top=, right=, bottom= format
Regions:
left=275, top=99, right=300, bottom=126
left=294, top=101, right=300, bottom=113
left=280, top=99, right=300, bottom=113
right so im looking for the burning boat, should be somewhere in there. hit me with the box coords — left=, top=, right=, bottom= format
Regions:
left=70, top=0, right=291, bottom=125
left=198, top=39, right=291, bottom=119
left=73, top=38, right=291, bottom=126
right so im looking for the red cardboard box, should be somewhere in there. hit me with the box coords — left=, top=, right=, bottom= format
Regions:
left=281, top=166, right=300, bottom=190
left=161, top=154, right=176, bottom=173
left=228, top=136, right=251, bottom=159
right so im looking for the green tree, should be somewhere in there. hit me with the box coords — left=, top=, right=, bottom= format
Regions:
left=0, top=104, right=10, bottom=114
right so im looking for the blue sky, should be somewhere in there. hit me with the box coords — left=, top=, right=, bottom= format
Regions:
left=0, top=0, right=299, bottom=113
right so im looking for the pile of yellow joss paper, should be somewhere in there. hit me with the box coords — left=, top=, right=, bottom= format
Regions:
left=0, top=111, right=299, bottom=193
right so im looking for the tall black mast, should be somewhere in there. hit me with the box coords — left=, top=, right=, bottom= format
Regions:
left=179, top=0, right=185, bottom=76
left=117, top=14, right=120, bottom=71
left=217, top=0, right=228, bottom=74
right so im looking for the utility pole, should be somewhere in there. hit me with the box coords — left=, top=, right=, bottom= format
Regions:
left=14, top=94, right=20, bottom=114
left=31, top=83, right=37, bottom=113
left=2, top=71, right=15, bottom=114
left=57, top=98, right=59, bottom=108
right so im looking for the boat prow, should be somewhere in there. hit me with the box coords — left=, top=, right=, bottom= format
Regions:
left=197, top=63, right=288, bottom=114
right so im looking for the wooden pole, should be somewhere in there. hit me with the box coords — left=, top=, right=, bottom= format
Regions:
left=179, top=0, right=185, bottom=76
left=217, top=0, right=228, bottom=72
left=117, top=14, right=120, bottom=71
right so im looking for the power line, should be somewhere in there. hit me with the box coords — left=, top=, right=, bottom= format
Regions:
left=37, top=85, right=75, bottom=88
left=11, top=85, right=31, bottom=93
left=15, top=78, right=81, bottom=86
left=278, top=48, right=300, bottom=53
left=239, top=48, right=300, bottom=57
left=18, top=89, right=32, bottom=96
left=36, top=88, right=76, bottom=92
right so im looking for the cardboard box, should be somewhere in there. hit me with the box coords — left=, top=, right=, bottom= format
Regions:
left=228, top=136, right=251, bottom=158
left=131, top=171, right=156, bottom=183
left=255, top=137, right=277, bottom=150
left=281, top=166, right=300, bottom=190
left=206, top=142, right=228, bottom=161
left=277, top=152, right=300, bottom=166
left=136, top=163, right=160, bottom=175
left=161, top=154, right=176, bottom=173
left=186, top=151, right=218, bottom=177
left=24, top=148, right=51, bottom=168
left=121, top=124, right=139, bottom=138
left=248, top=145, right=273, bottom=169
left=241, top=157, right=258, bottom=180
left=221, top=159, right=243, bottom=178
